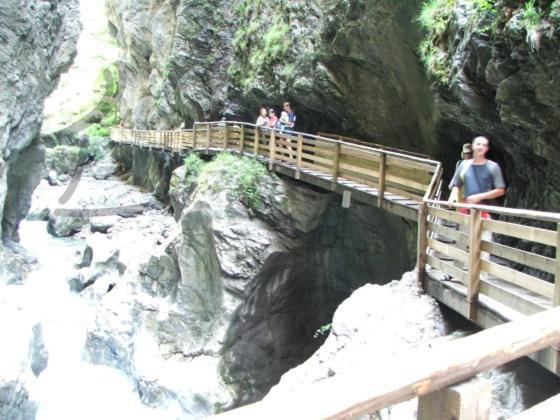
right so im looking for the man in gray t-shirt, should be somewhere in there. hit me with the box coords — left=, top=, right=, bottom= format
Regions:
left=449, top=136, right=506, bottom=207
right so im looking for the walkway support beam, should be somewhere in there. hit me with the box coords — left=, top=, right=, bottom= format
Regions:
left=268, top=130, right=276, bottom=171
left=378, top=152, right=386, bottom=208
left=331, top=142, right=341, bottom=190
left=556, top=223, right=560, bottom=307
left=467, top=209, right=483, bottom=320
left=417, top=202, right=428, bottom=287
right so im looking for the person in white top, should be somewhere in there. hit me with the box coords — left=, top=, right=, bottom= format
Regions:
left=255, top=107, right=269, bottom=127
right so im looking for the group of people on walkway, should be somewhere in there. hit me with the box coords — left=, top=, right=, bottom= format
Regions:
left=255, top=101, right=296, bottom=132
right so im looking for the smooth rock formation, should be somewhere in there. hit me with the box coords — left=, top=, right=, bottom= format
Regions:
left=266, top=271, right=446, bottom=418
left=112, top=144, right=183, bottom=200
left=0, top=0, right=80, bottom=282
left=103, top=151, right=416, bottom=415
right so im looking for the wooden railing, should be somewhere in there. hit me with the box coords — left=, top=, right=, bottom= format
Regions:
left=418, top=200, right=560, bottom=321
left=111, top=122, right=443, bottom=206
left=209, top=307, right=560, bottom=419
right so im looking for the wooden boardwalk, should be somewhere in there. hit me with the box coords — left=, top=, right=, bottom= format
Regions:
left=110, top=122, right=560, bottom=377
left=110, top=123, right=443, bottom=221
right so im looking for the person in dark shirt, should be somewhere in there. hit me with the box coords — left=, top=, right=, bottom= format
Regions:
left=282, top=102, right=296, bottom=132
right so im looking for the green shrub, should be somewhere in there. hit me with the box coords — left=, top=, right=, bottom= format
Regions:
left=46, top=145, right=88, bottom=174
left=183, top=153, right=205, bottom=188
left=85, top=124, right=110, bottom=138
left=87, top=137, right=110, bottom=160
left=416, top=0, right=457, bottom=84
left=520, top=0, right=544, bottom=50
left=200, top=152, right=270, bottom=211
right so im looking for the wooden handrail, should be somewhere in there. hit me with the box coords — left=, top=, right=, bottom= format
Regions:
left=317, top=131, right=431, bottom=159
left=426, top=199, right=560, bottom=224
left=194, top=121, right=441, bottom=166
left=209, top=306, right=560, bottom=419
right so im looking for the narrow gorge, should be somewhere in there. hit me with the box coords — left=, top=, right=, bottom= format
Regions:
left=1, top=0, right=560, bottom=419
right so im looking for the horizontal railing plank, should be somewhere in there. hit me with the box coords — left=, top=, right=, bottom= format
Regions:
left=428, top=238, right=468, bottom=264
left=481, top=240, right=556, bottom=275
left=483, top=219, right=556, bottom=247
left=480, top=260, right=554, bottom=298
left=427, top=254, right=467, bottom=284
left=210, top=306, right=560, bottom=419
left=427, top=221, right=469, bottom=250
left=428, top=206, right=468, bottom=226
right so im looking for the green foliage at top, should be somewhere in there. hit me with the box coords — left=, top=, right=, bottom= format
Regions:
left=474, top=0, right=495, bottom=12
left=417, top=0, right=457, bottom=35
left=199, top=152, right=271, bottom=211
left=183, top=153, right=205, bottom=189
left=520, top=0, right=544, bottom=50
left=229, top=0, right=292, bottom=89
left=416, top=0, right=457, bottom=84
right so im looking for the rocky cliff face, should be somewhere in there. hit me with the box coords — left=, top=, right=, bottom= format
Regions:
left=106, top=0, right=437, bottom=152
left=427, top=0, right=560, bottom=212
left=0, top=0, right=80, bottom=274
left=102, top=149, right=415, bottom=415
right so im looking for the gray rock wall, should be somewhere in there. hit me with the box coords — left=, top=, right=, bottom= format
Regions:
left=0, top=0, right=80, bottom=249
left=112, top=143, right=183, bottom=200
left=433, top=0, right=560, bottom=212
left=106, top=0, right=437, bottom=153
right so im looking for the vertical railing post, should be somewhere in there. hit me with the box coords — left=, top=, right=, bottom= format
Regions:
left=378, top=152, right=387, bottom=209
left=555, top=223, right=560, bottom=306
left=192, top=123, right=197, bottom=150
left=254, top=127, right=260, bottom=156
left=206, top=123, right=211, bottom=153
left=417, top=202, right=428, bottom=288
left=268, top=130, right=276, bottom=170
left=331, top=142, right=341, bottom=191
left=223, top=123, right=229, bottom=150
left=296, top=134, right=303, bottom=180
left=239, top=124, right=245, bottom=154
left=418, top=376, right=491, bottom=420
left=467, top=209, right=483, bottom=320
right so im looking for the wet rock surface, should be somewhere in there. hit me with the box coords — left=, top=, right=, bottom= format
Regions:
left=0, top=0, right=80, bottom=283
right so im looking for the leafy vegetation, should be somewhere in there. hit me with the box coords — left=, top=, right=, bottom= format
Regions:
left=313, top=323, right=332, bottom=338
left=229, top=0, right=292, bottom=90
left=183, top=153, right=205, bottom=189
left=46, top=146, right=88, bottom=174
left=199, top=152, right=271, bottom=211
left=87, top=137, right=110, bottom=160
left=416, top=0, right=457, bottom=84
left=520, top=0, right=544, bottom=50
left=84, top=65, right=120, bottom=138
